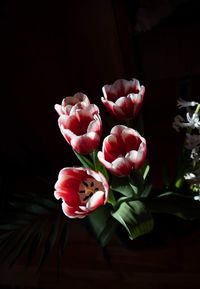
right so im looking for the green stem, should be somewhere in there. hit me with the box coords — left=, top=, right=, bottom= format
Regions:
left=90, top=151, right=97, bottom=171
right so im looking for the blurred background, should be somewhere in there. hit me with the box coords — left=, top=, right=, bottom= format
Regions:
left=1, top=0, right=200, bottom=288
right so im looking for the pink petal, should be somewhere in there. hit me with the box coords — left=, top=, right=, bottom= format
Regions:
left=111, top=157, right=132, bottom=176
left=62, top=202, right=86, bottom=219
left=97, top=151, right=113, bottom=170
left=87, top=116, right=102, bottom=134
left=54, top=104, right=62, bottom=116
left=70, top=132, right=100, bottom=154
left=126, top=142, right=147, bottom=169
left=86, top=190, right=105, bottom=211
left=102, top=135, right=122, bottom=162
left=102, top=85, right=117, bottom=102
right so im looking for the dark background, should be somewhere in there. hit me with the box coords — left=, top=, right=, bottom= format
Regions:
left=1, top=0, right=200, bottom=288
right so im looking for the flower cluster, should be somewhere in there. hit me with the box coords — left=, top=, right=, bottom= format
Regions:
left=54, top=79, right=200, bottom=243
left=173, top=98, right=200, bottom=197
left=54, top=79, right=146, bottom=220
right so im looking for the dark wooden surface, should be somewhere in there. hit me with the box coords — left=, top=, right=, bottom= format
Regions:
left=1, top=220, right=200, bottom=289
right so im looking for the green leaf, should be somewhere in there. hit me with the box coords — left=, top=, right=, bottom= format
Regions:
left=90, top=150, right=109, bottom=180
left=111, top=176, right=137, bottom=197
left=87, top=205, right=117, bottom=247
left=9, top=201, right=51, bottom=215
left=0, top=224, right=21, bottom=230
left=146, top=191, right=200, bottom=220
left=73, top=150, right=94, bottom=169
left=27, top=232, right=43, bottom=264
left=26, top=220, right=48, bottom=265
left=111, top=200, right=154, bottom=240
left=107, top=189, right=117, bottom=207
left=59, top=220, right=69, bottom=257
left=139, top=162, right=150, bottom=181
left=33, top=196, right=59, bottom=211
left=7, top=224, right=39, bottom=267
left=37, top=217, right=60, bottom=271
left=140, top=184, right=152, bottom=198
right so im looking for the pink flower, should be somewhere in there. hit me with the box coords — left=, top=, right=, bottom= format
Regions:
left=54, top=167, right=109, bottom=218
left=97, top=125, right=147, bottom=176
left=58, top=107, right=102, bottom=154
left=101, top=78, right=145, bottom=120
left=55, top=92, right=90, bottom=116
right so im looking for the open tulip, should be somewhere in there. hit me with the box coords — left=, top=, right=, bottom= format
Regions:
left=58, top=107, right=102, bottom=154
left=101, top=78, right=145, bottom=120
left=97, top=125, right=146, bottom=176
left=54, top=167, right=109, bottom=218
left=55, top=92, right=90, bottom=116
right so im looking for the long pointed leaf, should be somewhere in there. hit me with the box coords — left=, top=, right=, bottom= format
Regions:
left=37, top=217, right=60, bottom=271
left=146, top=192, right=200, bottom=220
left=87, top=205, right=117, bottom=246
left=112, top=200, right=154, bottom=240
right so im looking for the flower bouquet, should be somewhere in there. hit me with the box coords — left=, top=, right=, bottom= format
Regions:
left=1, top=77, right=200, bottom=268
left=53, top=78, right=200, bottom=245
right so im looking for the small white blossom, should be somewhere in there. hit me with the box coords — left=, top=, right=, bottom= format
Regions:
left=172, top=113, right=200, bottom=132
left=177, top=98, right=198, bottom=108
left=194, top=194, right=200, bottom=201
left=184, top=172, right=196, bottom=180
left=190, top=147, right=200, bottom=165
left=186, top=112, right=200, bottom=129
left=184, top=167, right=200, bottom=184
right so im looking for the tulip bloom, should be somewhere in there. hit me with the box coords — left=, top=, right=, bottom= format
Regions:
left=54, top=167, right=109, bottom=218
left=101, top=78, right=145, bottom=120
left=58, top=107, right=102, bottom=154
left=97, top=125, right=146, bottom=177
left=55, top=92, right=90, bottom=116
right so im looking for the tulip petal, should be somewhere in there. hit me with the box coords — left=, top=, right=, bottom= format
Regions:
left=62, top=202, right=85, bottom=219
left=70, top=133, right=100, bottom=154
left=111, top=157, right=132, bottom=176
left=86, top=190, right=105, bottom=210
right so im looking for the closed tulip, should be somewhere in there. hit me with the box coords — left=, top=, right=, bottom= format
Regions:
left=58, top=107, right=102, bottom=154
left=101, top=78, right=145, bottom=121
left=97, top=125, right=146, bottom=176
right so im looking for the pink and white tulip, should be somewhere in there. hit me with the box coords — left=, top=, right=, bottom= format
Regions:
left=54, top=167, right=109, bottom=218
left=97, top=125, right=147, bottom=177
left=58, top=107, right=102, bottom=154
left=55, top=92, right=90, bottom=116
left=101, top=78, right=145, bottom=121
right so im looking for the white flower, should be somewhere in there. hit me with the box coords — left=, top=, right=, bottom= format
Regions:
left=186, top=112, right=200, bottom=129
left=190, top=147, right=200, bottom=165
left=177, top=98, right=198, bottom=108
left=184, top=167, right=200, bottom=184
left=184, top=172, right=196, bottom=180
left=173, top=112, right=200, bottom=132
left=194, top=194, right=200, bottom=201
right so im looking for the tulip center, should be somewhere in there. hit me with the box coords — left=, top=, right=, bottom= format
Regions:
left=78, top=178, right=104, bottom=203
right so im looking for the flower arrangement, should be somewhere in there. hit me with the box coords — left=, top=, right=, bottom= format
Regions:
left=1, top=77, right=200, bottom=268
left=53, top=78, right=200, bottom=244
